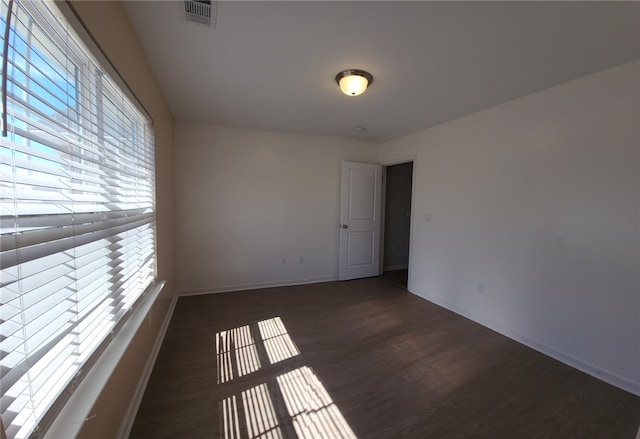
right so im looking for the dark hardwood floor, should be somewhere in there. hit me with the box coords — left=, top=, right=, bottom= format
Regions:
left=130, top=276, right=640, bottom=438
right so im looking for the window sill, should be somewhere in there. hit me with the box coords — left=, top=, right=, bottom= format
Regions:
left=42, top=281, right=166, bottom=439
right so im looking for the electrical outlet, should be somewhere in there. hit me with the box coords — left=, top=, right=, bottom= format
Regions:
left=281, top=257, right=286, bottom=265
left=424, top=214, right=432, bottom=223
left=478, top=283, right=485, bottom=294
left=299, top=257, right=304, bottom=264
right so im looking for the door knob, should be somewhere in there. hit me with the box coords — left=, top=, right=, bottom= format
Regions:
left=341, top=224, right=348, bottom=229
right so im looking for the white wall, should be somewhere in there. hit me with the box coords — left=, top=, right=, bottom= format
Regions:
left=381, top=61, right=640, bottom=394
left=175, top=123, right=378, bottom=293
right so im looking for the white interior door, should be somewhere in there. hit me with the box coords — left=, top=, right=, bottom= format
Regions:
left=339, top=161, right=382, bottom=280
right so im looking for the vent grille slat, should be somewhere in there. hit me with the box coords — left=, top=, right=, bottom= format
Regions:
left=184, top=0, right=214, bottom=26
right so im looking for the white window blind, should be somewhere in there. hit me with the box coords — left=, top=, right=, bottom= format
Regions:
left=0, top=1, right=157, bottom=438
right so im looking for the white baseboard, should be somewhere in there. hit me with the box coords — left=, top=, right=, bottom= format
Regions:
left=408, top=287, right=640, bottom=397
left=383, top=264, right=408, bottom=272
left=117, top=292, right=178, bottom=439
left=178, top=275, right=339, bottom=296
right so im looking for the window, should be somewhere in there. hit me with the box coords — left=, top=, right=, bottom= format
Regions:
left=0, top=1, right=157, bottom=438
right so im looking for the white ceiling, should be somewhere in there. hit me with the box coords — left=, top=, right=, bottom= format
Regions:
left=123, top=1, right=639, bottom=143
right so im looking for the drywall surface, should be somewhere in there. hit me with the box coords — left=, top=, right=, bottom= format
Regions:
left=175, top=123, right=378, bottom=293
left=381, top=61, right=640, bottom=394
left=383, top=162, right=413, bottom=270
left=68, top=2, right=177, bottom=438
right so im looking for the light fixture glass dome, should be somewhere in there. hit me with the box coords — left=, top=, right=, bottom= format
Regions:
left=335, top=70, right=373, bottom=97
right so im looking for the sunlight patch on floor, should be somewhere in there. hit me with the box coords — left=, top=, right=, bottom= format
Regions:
left=277, top=367, right=357, bottom=439
left=216, top=325, right=262, bottom=384
left=242, top=383, right=284, bottom=439
left=216, top=317, right=300, bottom=384
left=217, top=317, right=356, bottom=438
left=220, top=394, right=240, bottom=439
left=258, top=317, right=300, bottom=364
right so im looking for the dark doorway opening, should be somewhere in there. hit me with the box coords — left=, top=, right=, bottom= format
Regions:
left=382, top=161, right=413, bottom=288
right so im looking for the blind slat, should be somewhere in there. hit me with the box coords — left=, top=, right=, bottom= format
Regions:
left=0, top=211, right=153, bottom=256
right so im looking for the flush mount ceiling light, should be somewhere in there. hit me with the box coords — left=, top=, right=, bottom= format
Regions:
left=335, top=69, right=373, bottom=97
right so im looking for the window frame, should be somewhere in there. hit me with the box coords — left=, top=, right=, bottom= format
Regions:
left=0, top=1, right=161, bottom=438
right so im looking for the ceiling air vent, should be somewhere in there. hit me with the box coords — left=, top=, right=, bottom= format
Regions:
left=184, top=0, right=216, bottom=26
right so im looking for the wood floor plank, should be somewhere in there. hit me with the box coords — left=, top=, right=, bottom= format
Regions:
left=130, top=276, right=640, bottom=438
